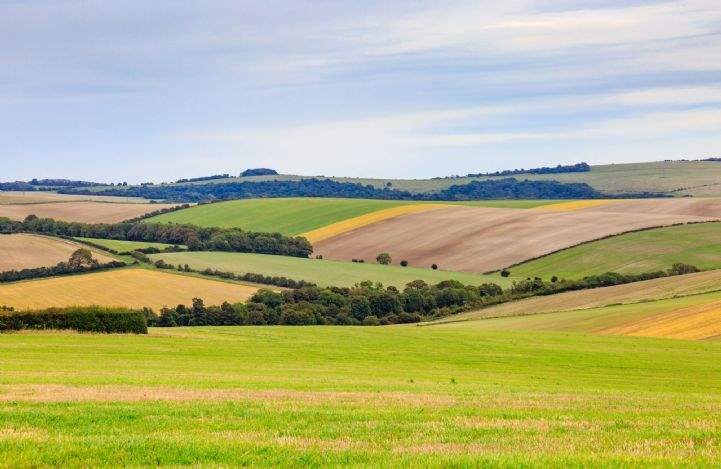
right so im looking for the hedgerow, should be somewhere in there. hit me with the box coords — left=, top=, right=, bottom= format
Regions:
left=0, top=306, right=147, bottom=334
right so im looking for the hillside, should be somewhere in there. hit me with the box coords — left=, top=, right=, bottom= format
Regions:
left=148, top=251, right=510, bottom=288
left=510, top=222, right=721, bottom=280
left=0, top=234, right=115, bottom=271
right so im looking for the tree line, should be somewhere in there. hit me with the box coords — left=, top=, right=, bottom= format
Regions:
left=0, top=248, right=126, bottom=283
left=0, top=215, right=313, bottom=258
left=0, top=306, right=147, bottom=334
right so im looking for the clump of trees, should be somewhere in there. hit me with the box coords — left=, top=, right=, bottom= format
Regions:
left=376, top=253, right=392, bottom=265
left=150, top=279, right=506, bottom=327
left=0, top=306, right=147, bottom=333
left=240, top=168, right=279, bottom=177
left=0, top=249, right=126, bottom=283
left=0, top=215, right=313, bottom=258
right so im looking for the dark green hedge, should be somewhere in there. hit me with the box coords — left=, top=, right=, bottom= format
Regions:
left=0, top=306, right=147, bottom=334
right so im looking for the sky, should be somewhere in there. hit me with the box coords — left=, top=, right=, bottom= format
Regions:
left=2, top=0, right=721, bottom=183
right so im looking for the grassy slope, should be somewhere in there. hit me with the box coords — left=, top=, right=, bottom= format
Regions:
left=149, top=251, right=512, bottom=288
left=75, top=237, right=183, bottom=252
left=2, top=326, right=721, bottom=466
left=437, top=289, right=721, bottom=340
left=146, top=198, right=557, bottom=234
left=164, top=161, right=721, bottom=196
left=511, top=222, right=721, bottom=280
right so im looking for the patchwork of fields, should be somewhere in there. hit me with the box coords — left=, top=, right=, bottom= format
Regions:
left=0, top=234, right=114, bottom=271
left=0, top=269, right=260, bottom=310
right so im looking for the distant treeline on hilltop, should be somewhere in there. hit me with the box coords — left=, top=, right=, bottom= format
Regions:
left=61, top=177, right=665, bottom=203
left=0, top=179, right=106, bottom=191
left=437, top=162, right=591, bottom=179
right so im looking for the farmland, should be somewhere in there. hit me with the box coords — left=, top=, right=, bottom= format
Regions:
left=441, top=289, right=721, bottom=340
left=0, top=269, right=260, bottom=310
left=149, top=251, right=511, bottom=288
left=146, top=197, right=559, bottom=235
left=2, top=326, right=721, bottom=466
left=75, top=237, right=184, bottom=252
left=0, top=191, right=150, bottom=204
left=315, top=204, right=713, bottom=273
left=0, top=201, right=177, bottom=223
left=439, top=269, right=721, bottom=323
left=511, top=222, right=721, bottom=280
left=0, top=234, right=114, bottom=271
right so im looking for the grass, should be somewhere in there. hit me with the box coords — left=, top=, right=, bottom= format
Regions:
left=149, top=251, right=513, bottom=288
left=75, top=237, right=184, bottom=252
left=510, top=222, right=721, bottom=280
left=146, top=198, right=562, bottom=234
left=2, top=326, right=721, bottom=466
left=0, top=268, right=259, bottom=310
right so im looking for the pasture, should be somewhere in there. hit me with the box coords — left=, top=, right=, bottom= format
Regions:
left=0, top=234, right=114, bottom=271
left=315, top=204, right=712, bottom=273
left=2, top=326, right=721, bottom=466
left=511, top=222, right=721, bottom=280
left=149, top=251, right=512, bottom=288
left=75, top=237, right=184, bottom=252
left=0, top=269, right=259, bottom=310
left=0, top=201, right=177, bottom=223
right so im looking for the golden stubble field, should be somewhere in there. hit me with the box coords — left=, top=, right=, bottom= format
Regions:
left=0, top=234, right=114, bottom=271
left=0, top=269, right=261, bottom=310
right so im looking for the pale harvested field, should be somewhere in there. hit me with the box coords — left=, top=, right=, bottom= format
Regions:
left=0, top=201, right=176, bottom=223
left=0, top=234, right=114, bottom=271
left=314, top=204, right=714, bottom=273
left=0, top=191, right=149, bottom=204
left=580, top=197, right=721, bottom=217
left=0, top=269, right=260, bottom=310
left=433, top=269, right=721, bottom=324
left=602, top=300, right=721, bottom=340
left=301, top=204, right=450, bottom=243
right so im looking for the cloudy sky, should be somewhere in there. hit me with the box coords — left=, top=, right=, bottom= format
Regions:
left=2, top=0, right=721, bottom=183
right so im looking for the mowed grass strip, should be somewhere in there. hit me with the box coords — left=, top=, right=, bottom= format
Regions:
left=2, top=327, right=721, bottom=465
left=510, top=222, right=721, bottom=280
left=0, top=234, right=115, bottom=271
left=442, top=289, right=721, bottom=340
left=301, top=204, right=450, bottom=243
left=0, top=269, right=259, bottom=310
left=149, top=251, right=511, bottom=288
left=75, top=237, right=184, bottom=252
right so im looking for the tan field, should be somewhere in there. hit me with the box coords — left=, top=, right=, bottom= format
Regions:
left=434, top=268, right=721, bottom=324
left=314, top=202, right=716, bottom=273
left=0, top=191, right=150, bottom=204
left=0, top=201, right=177, bottom=223
left=0, top=234, right=114, bottom=271
left=0, top=269, right=260, bottom=310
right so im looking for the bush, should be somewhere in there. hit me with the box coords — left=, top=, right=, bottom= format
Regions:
left=431, top=263, right=438, bottom=270
left=400, top=260, right=408, bottom=267
left=376, top=253, right=392, bottom=265
left=0, top=306, right=147, bottom=334
left=500, top=269, right=511, bottom=278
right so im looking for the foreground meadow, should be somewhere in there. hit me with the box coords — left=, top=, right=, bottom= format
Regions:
left=2, top=326, right=721, bottom=466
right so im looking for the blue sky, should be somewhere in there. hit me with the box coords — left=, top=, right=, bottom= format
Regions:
left=2, top=0, right=721, bottom=183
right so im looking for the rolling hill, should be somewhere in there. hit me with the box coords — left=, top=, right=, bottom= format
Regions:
left=0, top=234, right=115, bottom=271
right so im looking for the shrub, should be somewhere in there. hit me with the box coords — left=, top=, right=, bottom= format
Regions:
left=431, top=264, right=438, bottom=270
left=0, top=306, right=147, bottom=334
left=500, top=269, right=511, bottom=278
left=376, top=253, right=392, bottom=265
left=551, top=275, right=558, bottom=283
left=400, top=260, right=408, bottom=267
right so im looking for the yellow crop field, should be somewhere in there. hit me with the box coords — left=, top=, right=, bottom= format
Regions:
left=536, top=199, right=617, bottom=212
left=301, top=203, right=451, bottom=243
left=602, top=300, right=721, bottom=340
left=0, top=269, right=260, bottom=311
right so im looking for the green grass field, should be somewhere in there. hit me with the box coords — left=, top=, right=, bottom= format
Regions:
left=510, top=222, right=721, bottom=280
left=2, top=326, right=721, bottom=466
left=75, top=237, right=184, bottom=252
left=146, top=198, right=560, bottom=234
left=149, top=251, right=511, bottom=288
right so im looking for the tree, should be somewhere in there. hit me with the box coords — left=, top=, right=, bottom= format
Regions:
left=500, top=269, right=511, bottom=278
left=376, top=253, right=391, bottom=265
left=431, top=264, right=438, bottom=270
left=68, top=249, right=97, bottom=268
left=400, top=260, right=408, bottom=267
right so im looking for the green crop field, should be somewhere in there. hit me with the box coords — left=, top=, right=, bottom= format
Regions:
left=2, top=326, right=721, bottom=466
left=149, top=251, right=512, bottom=288
left=509, top=222, right=721, bottom=280
left=146, top=197, right=559, bottom=234
left=75, top=237, right=184, bottom=252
